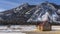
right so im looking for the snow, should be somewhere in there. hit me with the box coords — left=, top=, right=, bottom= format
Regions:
left=41, top=12, right=49, bottom=21
left=0, top=25, right=36, bottom=32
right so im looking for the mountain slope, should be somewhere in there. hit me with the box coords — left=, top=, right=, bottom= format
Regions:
left=0, top=2, right=60, bottom=25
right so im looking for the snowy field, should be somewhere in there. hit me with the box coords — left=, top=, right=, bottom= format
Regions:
left=0, top=25, right=60, bottom=32
left=0, top=25, right=60, bottom=34
left=0, top=25, right=36, bottom=32
left=0, top=32, right=26, bottom=34
left=52, top=25, right=60, bottom=31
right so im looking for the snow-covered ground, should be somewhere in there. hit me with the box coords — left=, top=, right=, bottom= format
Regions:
left=0, top=25, right=60, bottom=34
left=0, top=25, right=36, bottom=32
left=0, top=25, right=60, bottom=32
left=52, top=26, right=60, bottom=31
left=0, top=32, right=26, bottom=34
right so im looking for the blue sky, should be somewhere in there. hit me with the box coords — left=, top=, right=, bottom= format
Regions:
left=0, top=0, right=60, bottom=12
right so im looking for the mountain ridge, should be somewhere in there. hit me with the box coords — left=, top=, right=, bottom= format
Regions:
left=0, top=2, right=60, bottom=25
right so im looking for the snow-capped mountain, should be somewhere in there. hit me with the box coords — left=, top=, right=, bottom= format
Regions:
left=0, top=2, right=60, bottom=25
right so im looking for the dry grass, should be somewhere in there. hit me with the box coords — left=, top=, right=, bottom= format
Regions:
left=22, top=31, right=60, bottom=34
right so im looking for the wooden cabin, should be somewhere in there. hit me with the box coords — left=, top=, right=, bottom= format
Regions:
left=37, top=21, right=51, bottom=31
